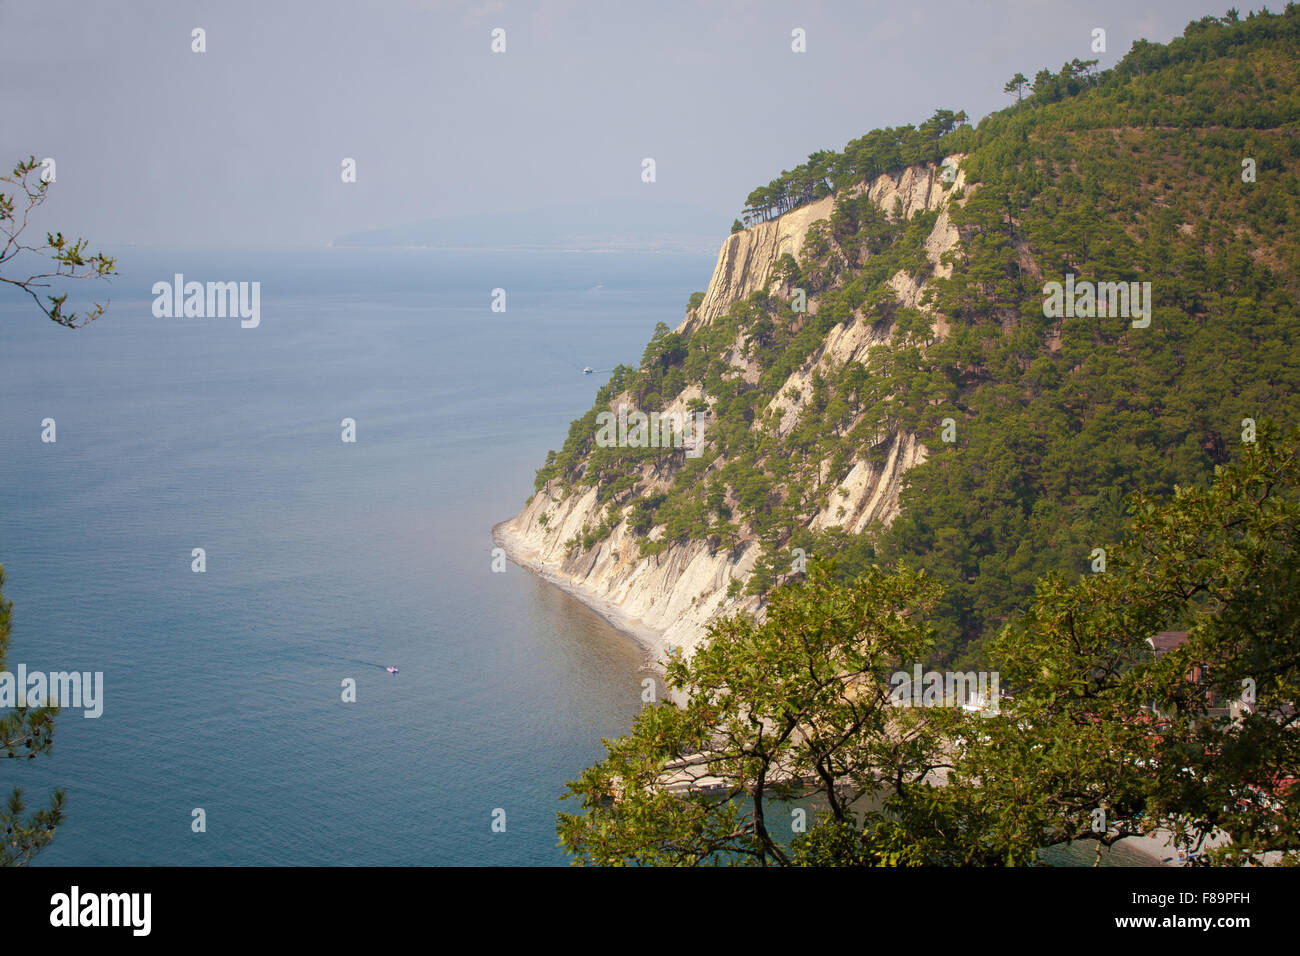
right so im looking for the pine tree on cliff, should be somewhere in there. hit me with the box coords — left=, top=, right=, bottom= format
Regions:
left=1003, top=72, right=1029, bottom=101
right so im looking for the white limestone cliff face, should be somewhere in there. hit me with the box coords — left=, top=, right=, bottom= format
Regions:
left=762, top=314, right=893, bottom=440
left=857, top=158, right=966, bottom=221
left=679, top=156, right=967, bottom=337
left=494, top=484, right=762, bottom=664
left=494, top=155, right=969, bottom=663
left=810, top=432, right=928, bottom=534
left=760, top=157, right=967, bottom=507
left=685, top=194, right=836, bottom=333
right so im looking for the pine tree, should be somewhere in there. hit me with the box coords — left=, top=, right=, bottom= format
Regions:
left=0, top=153, right=108, bottom=864
left=0, top=566, right=65, bottom=866
left=1003, top=72, right=1029, bottom=102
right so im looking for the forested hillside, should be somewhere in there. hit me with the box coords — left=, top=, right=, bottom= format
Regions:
left=531, top=7, right=1300, bottom=667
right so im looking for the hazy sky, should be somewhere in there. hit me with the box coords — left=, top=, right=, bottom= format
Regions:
left=0, top=0, right=1239, bottom=250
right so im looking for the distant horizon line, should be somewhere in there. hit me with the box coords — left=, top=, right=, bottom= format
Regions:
left=77, top=241, right=722, bottom=256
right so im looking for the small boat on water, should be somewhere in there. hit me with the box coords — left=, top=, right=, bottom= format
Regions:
left=386, top=666, right=399, bottom=674
left=582, top=366, right=593, bottom=375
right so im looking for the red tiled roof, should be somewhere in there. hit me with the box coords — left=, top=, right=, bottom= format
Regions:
left=1148, top=631, right=1189, bottom=654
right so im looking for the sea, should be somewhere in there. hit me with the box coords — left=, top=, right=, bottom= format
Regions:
left=0, top=246, right=711, bottom=866
left=0, top=246, right=1154, bottom=867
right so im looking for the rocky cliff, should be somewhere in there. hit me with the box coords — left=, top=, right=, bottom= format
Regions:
left=494, top=155, right=970, bottom=664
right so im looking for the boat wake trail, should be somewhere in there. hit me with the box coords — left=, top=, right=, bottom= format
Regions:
left=334, top=657, right=391, bottom=671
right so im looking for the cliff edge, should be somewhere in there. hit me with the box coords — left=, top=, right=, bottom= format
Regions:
left=494, top=155, right=970, bottom=665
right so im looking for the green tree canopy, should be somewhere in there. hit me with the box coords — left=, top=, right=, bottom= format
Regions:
left=558, top=425, right=1300, bottom=865
left=0, top=566, right=65, bottom=866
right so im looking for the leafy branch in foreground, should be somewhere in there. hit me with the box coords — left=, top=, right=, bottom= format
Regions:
left=558, top=562, right=990, bottom=865
left=0, top=156, right=116, bottom=328
left=559, top=425, right=1300, bottom=866
left=0, top=565, right=65, bottom=866
left=975, top=421, right=1299, bottom=866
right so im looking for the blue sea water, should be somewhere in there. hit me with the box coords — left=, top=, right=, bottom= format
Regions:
left=0, top=247, right=714, bottom=866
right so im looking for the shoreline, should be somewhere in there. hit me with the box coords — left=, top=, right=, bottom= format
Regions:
left=1115, top=831, right=1183, bottom=867
left=491, top=518, right=676, bottom=676
left=1116, top=827, right=1234, bottom=867
left=494, top=517, right=1206, bottom=869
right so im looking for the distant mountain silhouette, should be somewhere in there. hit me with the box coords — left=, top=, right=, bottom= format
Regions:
left=333, top=197, right=727, bottom=254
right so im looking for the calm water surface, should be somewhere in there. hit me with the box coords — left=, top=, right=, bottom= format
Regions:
left=0, top=247, right=712, bottom=865
left=0, top=247, right=1155, bottom=866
